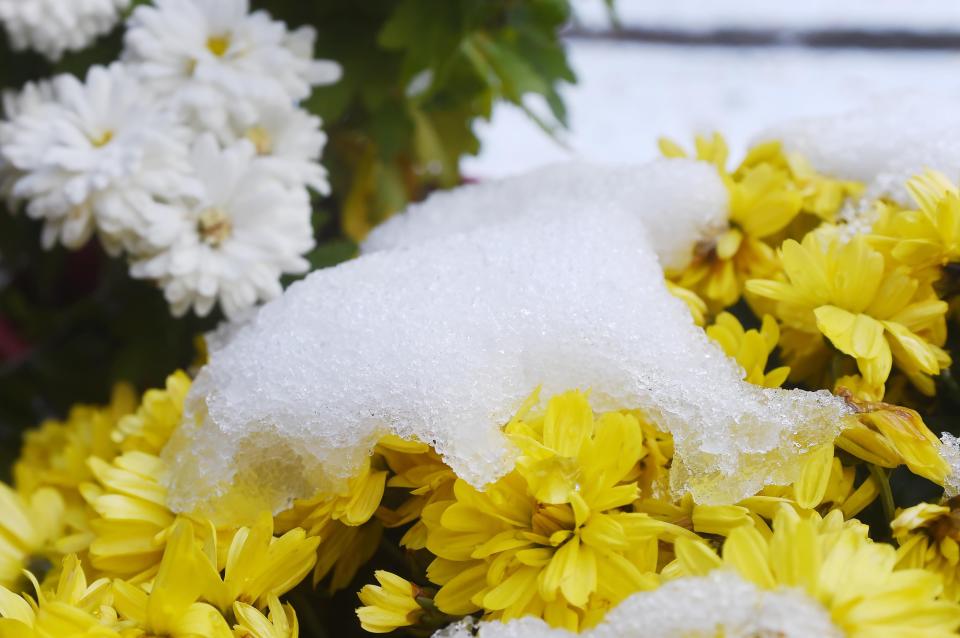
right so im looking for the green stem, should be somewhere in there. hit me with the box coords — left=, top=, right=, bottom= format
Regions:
left=869, top=464, right=896, bottom=524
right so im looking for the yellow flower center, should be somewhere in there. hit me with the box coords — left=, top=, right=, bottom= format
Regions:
left=206, top=34, right=231, bottom=57
left=91, top=130, right=114, bottom=147
left=245, top=126, right=273, bottom=155
left=198, top=208, right=232, bottom=247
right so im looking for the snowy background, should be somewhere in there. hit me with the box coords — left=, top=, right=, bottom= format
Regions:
left=466, top=0, right=960, bottom=177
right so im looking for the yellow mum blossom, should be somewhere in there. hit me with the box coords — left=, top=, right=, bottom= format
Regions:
left=0, top=554, right=120, bottom=637
left=662, top=134, right=860, bottom=309
left=706, top=312, right=790, bottom=387
left=421, top=391, right=697, bottom=631
left=894, top=498, right=960, bottom=602
left=112, top=370, right=191, bottom=455
left=665, top=280, right=707, bottom=326
left=0, top=484, right=68, bottom=589
left=356, top=571, right=425, bottom=634
left=112, top=520, right=233, bottom=638
left=274, top=456, right=387, bottom=592
left=674, top=507, right=960, bottom=637
left=375, top=436, right=456, bottom=550
left=14, top=383, right=135, bottom=499
left=747, top=230, right=951, bottom=395
left=83, top=450, right=175, bottom=580
left=836, top=391, right=949, bottom=485
left=740, top=444, right=880, bottom=522
left=233, top=596, right=299, bottom=638
left=192, top=513, right=318, bottom=612
left=873, top=170, right=960, bottom=281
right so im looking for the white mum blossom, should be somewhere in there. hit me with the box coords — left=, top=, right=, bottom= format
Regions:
left=129, top=134, right=314, bottom=319
left=0, top=64, right=194, bottom=250
left=0, top=79, right=54, bottom=210
left=0, top=0, right=130, bottom=60
left=123, top=0, right=341, bottom=130
left=222, top=97, right=331, bottom=195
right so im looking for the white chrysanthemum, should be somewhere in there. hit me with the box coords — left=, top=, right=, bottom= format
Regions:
left=129, top=134, right=314, bottom=319
left=221, top=98, right=330, bottom=194
left=0, top=0, right=129, bottom=60
left=123, top=0, right=341, bottom=130
left=0, top=79, right=54, bottom=210
left=0, top=63, right=195, bottom=250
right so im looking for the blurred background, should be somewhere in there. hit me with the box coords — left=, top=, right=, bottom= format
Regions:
left=468, top=0, right=960, bottom=177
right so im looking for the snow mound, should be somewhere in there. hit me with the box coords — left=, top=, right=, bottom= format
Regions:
left=163, top=161, right=848, bottom=522
left=363, top=159, right=727, bottom=272
left=761, top=96, right=960, bottom=206
left=433, top=572, right=840, bottom=638
left=941, top=433, right=960, bottom=499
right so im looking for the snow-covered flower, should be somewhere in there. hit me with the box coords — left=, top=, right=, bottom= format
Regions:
left=0, top=64, right=194, bottom=250
left=0, top=0, right=130, bottom=60
left=222, top=97, right=331, bottom=195
left=130, top=135, right=314, bottom=319
left=123, top=0, right=340, bottom=131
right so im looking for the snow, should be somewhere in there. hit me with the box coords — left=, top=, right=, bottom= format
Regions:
left=575, top=0, right=960, bottom=34
left=163, top=160, right=848, bottom=523
left=464, top=41, right=960, bottom=178
left=434, top=572, right=840, bottom=638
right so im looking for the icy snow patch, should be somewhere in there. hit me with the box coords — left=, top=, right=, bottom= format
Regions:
left=761, top=96, right=960, bottom=206
left=941, top=433, right=960, bottom=499
left=363, top=159, right=728, bottom=272
left=433, top=572, right=840, bottom=638
left=164, top=163, right=848, bottom=522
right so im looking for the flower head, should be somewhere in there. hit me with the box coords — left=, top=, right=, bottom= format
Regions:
left=747, top=228, right=950, bottom=395
left=706, top=312, right=789, bottom=387
left=124, top=0, right=340, bottom=131
left=663, top=134, right=861, bottom=309
left=0, top=64, right=194, bottom=251
left=128, top=135, right=314, bottom=318
left=356, top=571, right=426, bottom=634
left=419, top=391, right=694, bottom=631
left=0, top=0, right=129, bottom=60
left=894, top=499, right=960, bottom=601
left=673, top=507, right=960, bottom=637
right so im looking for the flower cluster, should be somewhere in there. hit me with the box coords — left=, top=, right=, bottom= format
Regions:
left=7, top=127, right=960, bottom=638
left=0, top=0, right=339, bottom=319
left=0, top=0, right=129, bottom=60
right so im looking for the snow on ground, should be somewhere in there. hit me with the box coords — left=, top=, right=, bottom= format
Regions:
left=574, top=0, right=960, bottom=33
left=464, top=40, right=960, bottom=178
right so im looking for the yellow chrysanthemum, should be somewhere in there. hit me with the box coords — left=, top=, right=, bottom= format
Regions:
left=112, top=520, right=233, bottom=638
left=14, top=383, right=136, bottom=500
left=82, top=450, right=176, bottom=580
left=233, top=596, right=299, bottom=638
left=747, top=229, right=951, bottom=395
left=873, top=170, right=960, bottom=282
left=706, top=312, right=789, bottom=387
left=192, top=513, right=318, bottom=613
left=375, top=436, right=456, bottom=551
left=0, top=483, right=69, bottom=590
left=419, top=390, right=696, bottom=631
left=673, top=507, right=960, bottom=637
left=662, top=134, right=861, bottom=310
left=894, top=499, right=960, bottom=601
left=273, top=457, right=387, bottom=592
left=356, top=571, right=425, bottom=634
left=740, top=443, right=879, bottom=522
left=112, top=371, right=191, bottom=455
left=0, top=554, right=120, bottom=637
left=835, top=391, right=949, bottom=485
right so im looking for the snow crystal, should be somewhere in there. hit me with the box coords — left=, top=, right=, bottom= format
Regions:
left=432, top=572, right=840, bottom=638
left=760, top=96, right=960, bottom=206
left=941, top=433, right=960, bottom=499
left=164, top=162, right=848, bottom=522
left=363, top=159, right=728, bottom=272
